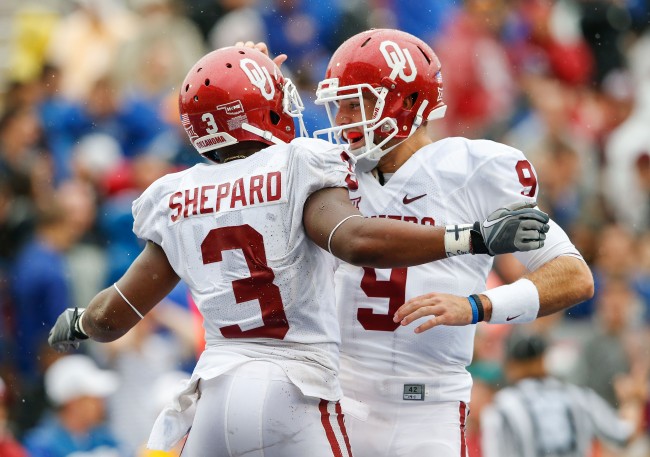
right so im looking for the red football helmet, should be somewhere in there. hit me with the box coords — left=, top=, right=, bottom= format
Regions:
left=314, top=29, right=446, bottom=170
left=179, top=47, right=306, bottom=162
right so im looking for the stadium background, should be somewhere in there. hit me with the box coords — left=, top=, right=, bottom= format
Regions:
left=0, top=0, right=649, bottom=455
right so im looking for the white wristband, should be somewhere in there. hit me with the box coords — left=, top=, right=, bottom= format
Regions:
left=76, top=308, right=88, bottom=336
left=483, top=278, right=539, bottom=324
left=444, top=224, right=473, bottom=257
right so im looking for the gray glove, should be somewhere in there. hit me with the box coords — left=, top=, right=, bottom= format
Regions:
left=48, top=307, right=88, bottom=353
left=471, top=202, right=550, bottom=256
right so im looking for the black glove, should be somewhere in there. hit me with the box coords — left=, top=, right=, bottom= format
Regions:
left=471, top=202, right=550, bottom=256
left=48, top=307, right=89, bottom=353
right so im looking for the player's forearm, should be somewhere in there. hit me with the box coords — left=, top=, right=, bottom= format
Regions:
left=305, top=187, right=459, bottom=266
left=81, top=241, right=180, bottom=342
left=337, top=218, right=448, bottom=267
left=477, top=255, right=593, bottom=324
left=524, top=255, right=594, bottom=317
left=82, top=288, right=138, bottom=342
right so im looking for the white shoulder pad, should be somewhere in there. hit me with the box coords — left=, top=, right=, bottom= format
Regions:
left=132, top=169, right=190, bottom=244
left=465, top=139, right=539, bottom=217
left=288, top=137, right=357, bottom=192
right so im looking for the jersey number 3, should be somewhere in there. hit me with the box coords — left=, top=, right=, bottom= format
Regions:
left=201, top=224, right=289, bottom=339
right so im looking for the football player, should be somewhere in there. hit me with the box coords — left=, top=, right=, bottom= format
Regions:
left=48, top=46, right=548, bottom=456
left=312, top=29, right=594, bottom=457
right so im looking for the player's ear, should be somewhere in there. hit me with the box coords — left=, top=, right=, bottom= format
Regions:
left=403, top=93, right=417, bottom=110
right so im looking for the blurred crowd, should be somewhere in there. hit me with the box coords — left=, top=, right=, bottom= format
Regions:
left=1, top=0, right=650, bottom=456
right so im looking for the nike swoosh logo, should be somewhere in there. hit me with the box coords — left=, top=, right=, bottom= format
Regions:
left=403, top=193, right=427, bottom=205
left=506, top=314, right=523, bottom=321
left=482, top=214, right=510, bottom=228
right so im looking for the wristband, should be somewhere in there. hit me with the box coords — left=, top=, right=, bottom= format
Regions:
left=483, top=278, right=539, bottom=324
left=468, top=295, right=479, bottom=324
left=444, top=224, right=473, bottom=257
left=75, top=308, right=87, bottom=336
left=470, top=294, right=485, bottom=322
left=72, top=307, right=89, bottom=339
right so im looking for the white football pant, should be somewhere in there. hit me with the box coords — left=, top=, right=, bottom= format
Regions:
left=341, top=369, right=468, bottom=457
left=181, top=361, right=352, bottom=457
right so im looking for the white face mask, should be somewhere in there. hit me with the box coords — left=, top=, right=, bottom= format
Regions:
left=351, top=140, right=403, bottom=172
left=313, top=78, right=400, bottom=171
left=240, top=77, right=310, bottom=147
left=282, top=78, right=308, bottom=138
left=313, top=77, right=447, bottom=172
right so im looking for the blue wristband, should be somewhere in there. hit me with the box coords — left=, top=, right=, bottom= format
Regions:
left=468, top=295, right=479, bottom=324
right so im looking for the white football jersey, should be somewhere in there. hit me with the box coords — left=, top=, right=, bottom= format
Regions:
left=337, top=137, right=580, bottom=403
left=132, top=137, right=354, bottom=401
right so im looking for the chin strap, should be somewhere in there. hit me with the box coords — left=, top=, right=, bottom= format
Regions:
left=361, top=101, right=446, bottom=171
left=409, top=100, right=429, bottom=137
left=355, top=137, right=402, bottom=173
left=242, top=123, right=287, bottom=145
left=409, top=102, right=447, bottom=137
left=428, top=105, right=447, bottom=121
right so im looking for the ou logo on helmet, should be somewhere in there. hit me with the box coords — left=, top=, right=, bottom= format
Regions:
left=240, top=58, right=276, bottom=101
left=379, top=41, right=417, bottom=83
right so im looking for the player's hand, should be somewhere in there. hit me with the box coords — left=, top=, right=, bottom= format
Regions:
left=392, top=292, right=474, bottom=333
left=48, top=307, right=88, bottom=353
left=235, top=41, right=287, bottom=67
left=472, top=202, right=550, bottom=256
